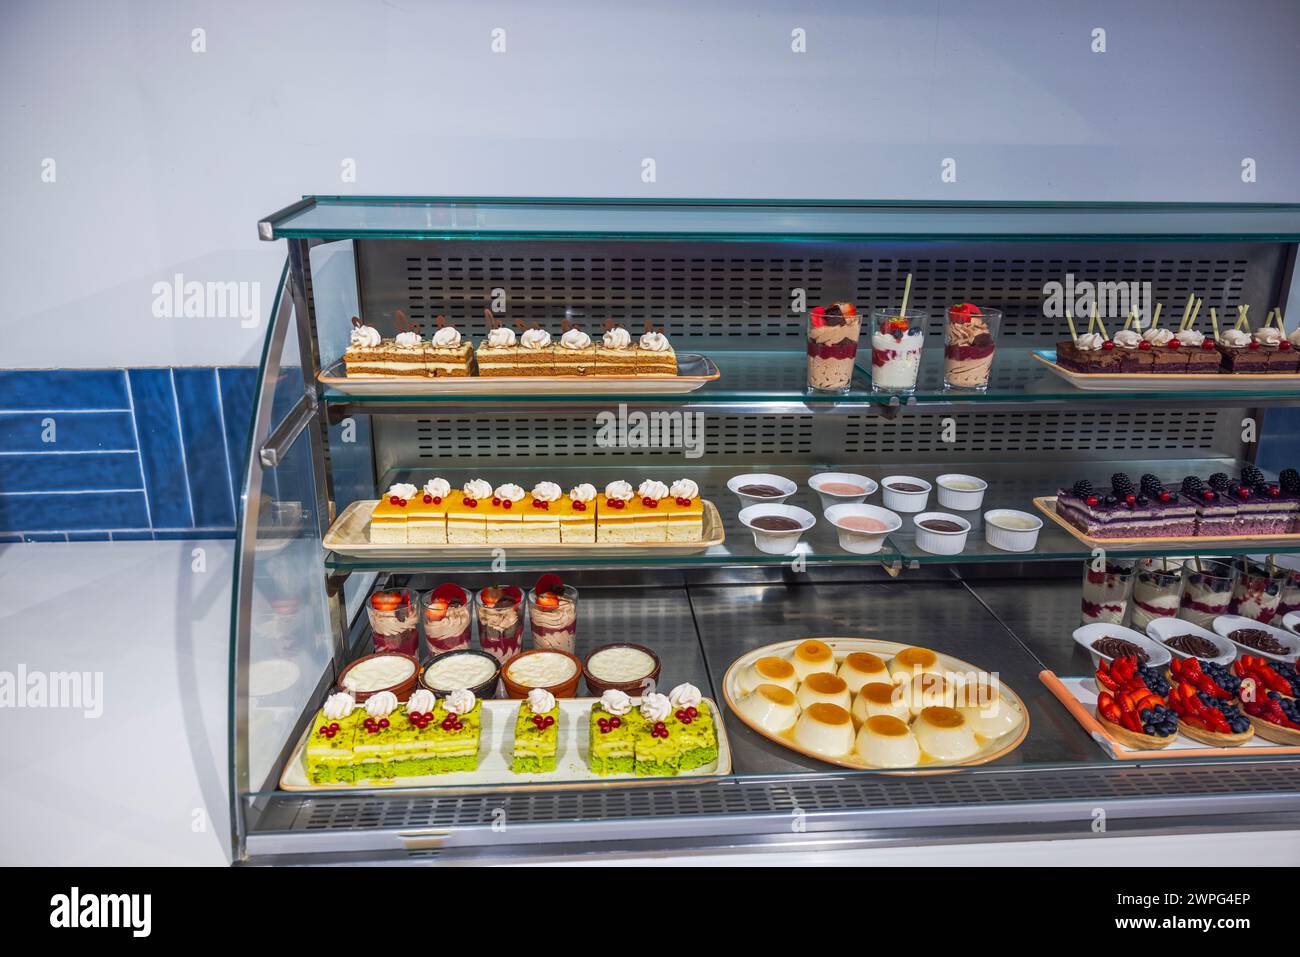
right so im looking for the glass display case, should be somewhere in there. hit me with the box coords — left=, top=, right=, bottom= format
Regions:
left=232, top=197, right=1300, bottom=864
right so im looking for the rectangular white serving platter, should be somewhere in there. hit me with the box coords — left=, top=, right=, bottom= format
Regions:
left=323, top=499, right=724, bottom=558
left=1031, top=349, right=1300, bottom=392
left=279, top=696, right=731, bottom=791
left=1062, top=676, right=1300, bottom=758
left=318, top=354, right=719, bottom=395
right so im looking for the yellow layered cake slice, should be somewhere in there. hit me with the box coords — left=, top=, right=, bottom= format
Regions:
left=636, top=327, right=677, bottom=376
left=594, top=321, right=638, bottom=376
left=663, top=478, right=705, bottom=542
left=559, top=483, right=597, bottom=543
left=514, top=325, right=556, bottom=375
left=596, top=481, right=637, bottom=543
left=426, top=317, right=473, bottom=377
left=408, top=477, right=450, bottom=544
left=521, top=482, right=562, bottom=544
left=487, top=483, right=526, bottom=543
left=370, top=482, right=418, bottom=543
left=554, top=323, right=596, bottom=376
left=476, top=314, right=524, bottom=376
left=447, top=480, right=491, bottom=544
left=630, top=480, right=669, bottom=542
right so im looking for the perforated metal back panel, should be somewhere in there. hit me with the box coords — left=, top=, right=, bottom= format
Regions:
left=358, top=239, right=1288, bottom=345
left=356, top=238, right=1286, bottom=470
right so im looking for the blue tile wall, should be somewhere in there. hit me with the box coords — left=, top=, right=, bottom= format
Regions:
left=0, top=368, right=257, bottom=540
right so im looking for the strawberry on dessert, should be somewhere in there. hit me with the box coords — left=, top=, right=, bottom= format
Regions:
left=806, top=302, right=862, bottom=393
left=528, top=573, right=578, bottom=654
left=366, top=588, right=418, bottom=656
left=421, top=583, right=472, bottom=653
left=871, top=308, right=928, bottom=393
left=943, top=303, right=999, bottom=390
left=1093, top=655, right=1178, bottom=747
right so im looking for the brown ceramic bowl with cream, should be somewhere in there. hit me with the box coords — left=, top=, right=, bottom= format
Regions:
left=337, top=651, right=420, bottom=703
left=582, top=642, right=662, bottom=696
left=500, top=648, right=583, bottom=699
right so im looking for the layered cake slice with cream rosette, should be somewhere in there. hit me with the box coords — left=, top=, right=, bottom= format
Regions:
left=663, top=477, right=704, bottom=542
left=407, top=477, right=450, bottom=544
left=511, top=688, right=560, bottom=773
left=486, top=483, right=526, bottom=543
left=446, top=478, right=492, bottom=544
left=555, top=321, right=596, bottom=376
left=1259, top=320, right=1299, bottom=373
left=597, top=480, right=636, bottom=543
left=370, top=482, right=418, bottom=543
left=306, top=691, right=365, bottom=784
left=342, top=317, right=389, bottom=376
left=589, top=689, right=640, bottom=775
left=635, top=324, right=677, bottom=376
left=475, top=310, right=523, bottom=377
left=425, top=315, right=474, bottom=377
left=630, top=479, right=670, bottom=542
left=514, top=323, right=556, bottom=375
left=559, top=483, right=597, bottom=543
left=1055, top=331, right=1120, bottom=374
left=1110, top=326, right=1154, bottom=373
left=634, top=692, right=682, bottom=776
left=595, top=321, right=638, bottom=375
left=521, top=481, right=563, bottom=544
left=667, top=682, right=718, bottom=771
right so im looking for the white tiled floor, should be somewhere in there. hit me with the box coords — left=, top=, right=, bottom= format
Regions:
left=0, top=541, right=231, bottom=866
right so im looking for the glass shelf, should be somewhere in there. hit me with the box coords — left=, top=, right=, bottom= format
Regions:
left=260, top=196, right=1300, bottom=243
left=321, top=458, right=1300, bottom=574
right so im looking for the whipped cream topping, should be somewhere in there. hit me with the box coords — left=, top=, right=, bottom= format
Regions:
left=521, top=328, right=552, bottom=349
left=1175, top=329, right=1206, bottom=347
left=423, top=477, right=450, bottom=499
left=1113, top=329, right=1142, bottom=349
left=406, top=689, right=437, bottom=714
left=560, top=327, right=593, bottom=349
left=486, top=326, right=517, bottom=347
left=531, top=481, right=562, bottom=503
left=669, top=682, right=702, bottom=710
left=494, top=483, right=525, bottom=503
left=600, top=689, right=633, bottom=716
left=638, top=479, right=669, bottom=501
left=602, top=326, right=632, bottom=349
left=639, top=692, right=672, bottom=722
left=1074, top=332, right=1105, bottom=351
left=1143, top=327, right=1175, bottom=346
left=444, top=688, right=475, bottom=715
left=670, top=478, right=699, bottom=500
left=350, top=324, right=382, bottom=347
left=394, top=331, right=422, bottom=348
left=365, top=690, right=398, bottom=718
left=527, top=687, right=556, bottom=714
left=1220, top=328, right=1251, bottom=347
left=605, top=480, right=634, bottom=502
left=386, top=483, right=418, bottom=500
left=568, top=482, right=596, bottom=503
left=639, top=331, right=671, bottom=352
left=322, top=692, right=355, bottom=720
left=463, top=478, right=492, bottom=500
left=431, top=325, right=462, bottom=348
left=1255, top=327, right=1283, bottom=346
left=1288, top=327, right=1300, bottom=348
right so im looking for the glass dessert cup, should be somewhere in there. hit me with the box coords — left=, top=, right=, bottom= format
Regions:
left=943, top=305, right=1000, bottom=391
left=528, top=584, right=579, bottom=654
left=1129, top=560, right=1185, bottom=633
left=870, top=308, right=928, bottom=394
left=419, top=583, right=473, bottom=656
left=1178, top=559, right=1236, bottom=628
left=805, top=303, right=862, bottom=394
left=366, top=585, right=419, bottom=656
left=1275, top=556, right=1300, bottom=617
left=1080, top=559, right=1135, bottom=626
left=476, top=585, right=525, bottom=663
left=1228, top=560, right=1287, bottom=625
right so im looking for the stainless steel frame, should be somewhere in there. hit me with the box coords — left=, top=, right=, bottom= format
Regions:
left=232, top=198, right=1300, bottom=864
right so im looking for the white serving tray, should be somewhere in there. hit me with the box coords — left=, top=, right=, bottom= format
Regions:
left=323, top=498, right=724, bottom=558
left=1031, top=349, right=1300, bottom=392
left=280, top=696, right=731, bottom=791
left=722, top=637, right=1029, bottom=772
left=319, top=354, right=720, bottom=396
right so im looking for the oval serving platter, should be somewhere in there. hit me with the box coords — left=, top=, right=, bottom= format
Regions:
left=723, top=637, right=1030, bottom=772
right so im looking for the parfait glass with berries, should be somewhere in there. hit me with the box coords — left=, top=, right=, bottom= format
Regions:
left=528, top=573, right=578, bottom=654
left=943, top=304, right=1000, bottom=391
left=871, top=308, right=928, bottom=394
left=367, top=585, right=419, bottom=656
left=806, top=302, right=862, bottom=393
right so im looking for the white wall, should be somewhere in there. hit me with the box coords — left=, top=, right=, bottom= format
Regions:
left=4, top=0, right=1299, bottom=368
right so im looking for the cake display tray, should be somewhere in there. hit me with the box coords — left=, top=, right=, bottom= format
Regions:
left=1032, top=495, right=1300, bottom=547
left=1031, top=349, right=1300, bottom=392
left=279, top=696, right=732, bottom=791
left=318, top=353, right=720, bottom=395
left=324, top=499, right=724, bottom=558
left=722, top=637, right=1030, bottom=772
left=1040, top=672, right=1300, bottom=759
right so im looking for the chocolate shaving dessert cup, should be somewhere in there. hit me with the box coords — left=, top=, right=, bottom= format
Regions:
left=476, top=585, right=525, bottom=664
left=806, top=302, right=862, bottom=393
left=338, top=651, right=420, bottom=703
left=1080, top=559, right=1135, bottom=625
left=528, top=574, right=578, bottom=655
left=582, top=642, right=662, bottom=696
left=418, top=583, right=472, bottom=655
left=500, top=648, right=583, bottom=699
left=880, top=475, right=932, bottom=513
left=943, top=304, right=1000, bottom=391
left=727, top=473, right=797, bottom=507
left=420, top=648, right=501, bottom=699
left=737, top=503, right=816, bottom=554
left=824, top=503, right=901, bottom=554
